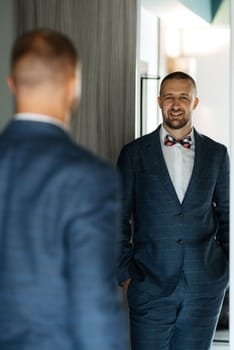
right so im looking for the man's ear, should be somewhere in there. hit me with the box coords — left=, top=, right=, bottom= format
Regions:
left=193, top=97, right=199, bottom=110
left=67, top=74, right=77, bottom=101
left=7, top=76, right=16, bottom=94
left=71, top=66, right=82, bottom=99
left=157, top=96, right=162, bottom=108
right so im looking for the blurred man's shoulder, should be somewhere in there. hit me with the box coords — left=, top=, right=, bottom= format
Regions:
left=64, top=140, right=117, bottom=180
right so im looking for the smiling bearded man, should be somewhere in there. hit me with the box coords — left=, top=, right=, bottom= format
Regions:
left=117, top=71, right=229, bottom=350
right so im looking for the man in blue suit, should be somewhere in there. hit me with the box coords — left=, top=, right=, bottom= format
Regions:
left=0, top=29, right=126, bottom=350
left=117, top=71, right=229, bottom=350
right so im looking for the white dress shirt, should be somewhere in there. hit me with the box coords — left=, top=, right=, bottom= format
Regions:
left=14, top=113, right=68, bottom=131
left=160, top=125, right=195, bottom=203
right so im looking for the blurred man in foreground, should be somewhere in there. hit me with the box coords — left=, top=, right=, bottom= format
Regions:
left=0, top=28, right=126, bottom=350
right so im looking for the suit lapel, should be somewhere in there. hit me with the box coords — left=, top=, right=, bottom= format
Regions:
left=141, top=126, right=182, bottom=205
left=182, top=129, right=207, bottom=205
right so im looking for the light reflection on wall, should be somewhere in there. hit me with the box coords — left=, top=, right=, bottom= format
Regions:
left=165, top=27, right=230, bottom=58
left=181, top=27, right=230, bottom=55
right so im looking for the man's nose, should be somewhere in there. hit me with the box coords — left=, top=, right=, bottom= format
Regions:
left=171, top=99, right=181, bottom=109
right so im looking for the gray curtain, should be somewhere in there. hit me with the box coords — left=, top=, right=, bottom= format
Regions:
left=16, top=0, right=137, bottom=164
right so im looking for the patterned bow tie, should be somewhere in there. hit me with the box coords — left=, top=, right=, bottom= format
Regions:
left=164, top=134, right=192, bottom=149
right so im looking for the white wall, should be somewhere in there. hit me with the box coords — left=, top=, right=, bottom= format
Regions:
left=0, top=0, right=14, bottom=129
left=184, top=28, right=230, bottom=149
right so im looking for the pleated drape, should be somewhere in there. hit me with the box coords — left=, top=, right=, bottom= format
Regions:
left=15, top=0, right=137, bottom=164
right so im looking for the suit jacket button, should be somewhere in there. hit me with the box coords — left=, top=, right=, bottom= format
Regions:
left=177, top=239, right=184, bottom=245
left=177, top=213, right=184, bottom=218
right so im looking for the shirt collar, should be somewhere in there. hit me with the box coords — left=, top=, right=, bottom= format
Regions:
left=14, top=113, right=69, bottom=131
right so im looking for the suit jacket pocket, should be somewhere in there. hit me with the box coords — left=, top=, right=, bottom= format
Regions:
left=204, top=237, right=228, bottom=279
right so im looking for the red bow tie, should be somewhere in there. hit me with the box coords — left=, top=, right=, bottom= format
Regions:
left=164, top=134, right=192, bottom=149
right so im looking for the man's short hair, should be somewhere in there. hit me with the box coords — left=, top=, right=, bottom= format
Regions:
left=159, top=71, right=197, bottom=96
left=10, top=28, right=79, bottom=86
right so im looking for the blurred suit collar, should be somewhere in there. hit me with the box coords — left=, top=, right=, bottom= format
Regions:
left=14, top=113, right=69, bottom=131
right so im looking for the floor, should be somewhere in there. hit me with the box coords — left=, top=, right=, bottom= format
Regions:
left=212, top=330, right=229, bottom=349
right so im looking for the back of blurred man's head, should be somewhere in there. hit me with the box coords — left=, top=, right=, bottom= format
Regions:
left=10, top=28, right=79, bottom=87
left=8, top=29, right=81, bottom=122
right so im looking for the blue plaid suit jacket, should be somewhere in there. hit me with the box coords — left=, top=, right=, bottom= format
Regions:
left=117, top=125, right=229, bottom=296
left=0, top=120, right=125, bottom=350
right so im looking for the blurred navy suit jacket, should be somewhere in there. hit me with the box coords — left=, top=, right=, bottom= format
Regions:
left=117, top=126, right=229, bottom=297
left=0, top=120, right=126, bottom=350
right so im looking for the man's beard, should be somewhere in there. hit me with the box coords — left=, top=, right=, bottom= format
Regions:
left=163, top=111, right=190, bottom=130
left=164, top=118, right=188, bottom=130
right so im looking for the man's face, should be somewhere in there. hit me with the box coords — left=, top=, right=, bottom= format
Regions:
left=158, top=79, right=199, bottom=130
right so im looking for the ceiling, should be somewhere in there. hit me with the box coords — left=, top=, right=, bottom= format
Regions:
left=141, top=0, right=229, bottom=28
